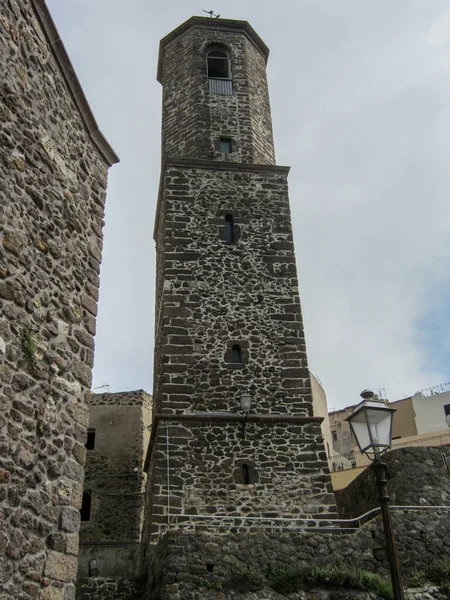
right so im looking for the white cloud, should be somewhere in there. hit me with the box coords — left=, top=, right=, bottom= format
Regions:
left=427, top=6, right=450, bottom=47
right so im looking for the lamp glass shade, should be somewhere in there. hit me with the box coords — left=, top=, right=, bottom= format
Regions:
left=347, top=400, right=395, bottom=455
left=240, top=393, right=251, bottom=414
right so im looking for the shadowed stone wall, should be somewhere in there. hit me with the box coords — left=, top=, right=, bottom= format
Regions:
left=78, top=391, right=152, bottom=580
left=0, top=1, right=116, bottom=598
left=335, top=445, right=450, bottom=519
left=145, top=506, right=450, bottom=599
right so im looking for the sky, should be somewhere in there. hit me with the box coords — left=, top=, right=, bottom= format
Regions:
left=46, top=0, right=450, bottom=409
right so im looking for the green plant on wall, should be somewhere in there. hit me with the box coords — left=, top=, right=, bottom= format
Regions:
left=230, top=564, right=264, bottom=592
left=408, top=558, right=450, bottom=593
left=265, top=562, right=393, bottom=599
left=196, top=576, right=225, bottom=591
left=21, top=327, right=37, bottom=361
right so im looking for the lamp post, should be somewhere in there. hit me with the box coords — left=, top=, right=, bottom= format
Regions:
left=239, top=392, right=251, bottom=438
left=346, top=390, right=404, bottom=600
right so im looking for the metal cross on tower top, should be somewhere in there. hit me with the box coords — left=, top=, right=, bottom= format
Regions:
left=202, top=9, right=220, bottom=18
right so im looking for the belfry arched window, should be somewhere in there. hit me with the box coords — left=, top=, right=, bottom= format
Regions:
left=207, top=49, right=232, bottom=95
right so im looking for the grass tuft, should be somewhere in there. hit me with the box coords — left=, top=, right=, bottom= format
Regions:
left=266, top=562, right=393, bottom=599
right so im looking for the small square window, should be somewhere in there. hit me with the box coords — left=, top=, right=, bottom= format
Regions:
left=219, top=138, right=232, bottom=154
left=86, top=429, right=96, bottom=450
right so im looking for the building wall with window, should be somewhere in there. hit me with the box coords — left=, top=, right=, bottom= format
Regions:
left=413, top=389, right=450, bottom=434
left=310, top=372, right=334, bottom=459
left=390, top=396, right=417, bottom=439
left=77, top=390, right=152, bottom=579
left=328, top=405, right=354, bottom=456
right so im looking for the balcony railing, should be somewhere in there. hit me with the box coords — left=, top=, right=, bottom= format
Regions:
left=208, top=77, right=233, bottom=96
left=329, top=431, right=450, bottom=472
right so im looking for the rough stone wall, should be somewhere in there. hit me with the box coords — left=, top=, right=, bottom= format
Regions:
left=160, top=22, right=275, bottom=164
left=147, top=161, right=337, bottom=540
left=78, top=391, right=152, bottom=578
left=146, top=508, right=450, bottom=599
left=146, top=419, right=334, bottom=538
left=335, top=445, right=450, bottom=519
left=153, top=165, right=313, bottom=416
left=76, top=577, right=136, bottom=600
left=0, top=2, right=113, bottom=598
left=245, top=40, right=276, bottom=165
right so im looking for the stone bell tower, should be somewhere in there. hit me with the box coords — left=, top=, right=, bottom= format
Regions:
left=144, top=16, right=336, bottom=543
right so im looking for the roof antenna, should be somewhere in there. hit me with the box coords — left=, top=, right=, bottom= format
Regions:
left=203, top=9, right=220, bottom=18
left=93, top=383, right=110, bottom=393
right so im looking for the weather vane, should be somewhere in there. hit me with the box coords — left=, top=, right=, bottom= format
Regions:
left=203, top=9, right=220, bottom=18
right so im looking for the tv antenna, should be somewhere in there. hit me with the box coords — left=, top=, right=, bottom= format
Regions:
left=93, top=383, right=110, bottom=393
left=203, top=9, right=220, bottom=18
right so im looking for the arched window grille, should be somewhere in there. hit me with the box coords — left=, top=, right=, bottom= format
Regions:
left=231, top=344, right=242, bottom=364
left=207, top=49, right=232, bottom=95
left=224, top=214, right=234, bottom=243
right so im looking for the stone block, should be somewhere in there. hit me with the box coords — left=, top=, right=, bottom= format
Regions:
left=44, top=551, right=77, bottom=581
left=64, top=460, right=84, bottom=484
left=81, top=293, right=97, bottom=317
left=72, top=360, right=92, bottom=387
left=67, top=402, right=89, bottom=427
left=60, top=507, right=80, bottom=533
left=0, top=469, right=10, bottom=483
left=40, top=587, right=65, bottom=600
left=64, top=583, right=76, bottom=600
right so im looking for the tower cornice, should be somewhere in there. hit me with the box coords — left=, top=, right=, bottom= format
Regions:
left=157, top=16, right=270, bottom=83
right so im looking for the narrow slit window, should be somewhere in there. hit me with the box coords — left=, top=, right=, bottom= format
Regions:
left=242, top=464, right=250, bottom=485
left=220, top=137, right=232, bottom=154
left=80, top=492, right=91, bottom=521
left=224, top=214, right=234, bottom=243
left=86, top=429, right=96, bottom=450
left=231, top=344, right=242, bottom=364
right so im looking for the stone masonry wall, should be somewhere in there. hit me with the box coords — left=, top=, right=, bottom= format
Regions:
left=0, top=2, right=114, bottom=598
left=76, top=577, right=136, bottom=600
left=146, top=507, right=450, bottom=599
left=145, top=418, right=335, bottom=539
left=160, top=21, right=275, bottom=165
left=153, top=165, right=313, bottom=417
left=147, top=161, right=337, bottom=541
left=335, top=445, right=450, bottom=519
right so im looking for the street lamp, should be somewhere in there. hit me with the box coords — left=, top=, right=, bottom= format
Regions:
left=346, top=390, right=404, bottom=600
left=239, top=392, right=252, bottom=438
left=240, top=393, right=252, bottom=414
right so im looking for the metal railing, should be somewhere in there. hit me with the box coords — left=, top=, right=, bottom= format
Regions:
left=208, top=77, right=233, bottom=95
left=329, top=431, right=450, bottom=472
left=161, top=505, right=450, bottom=535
